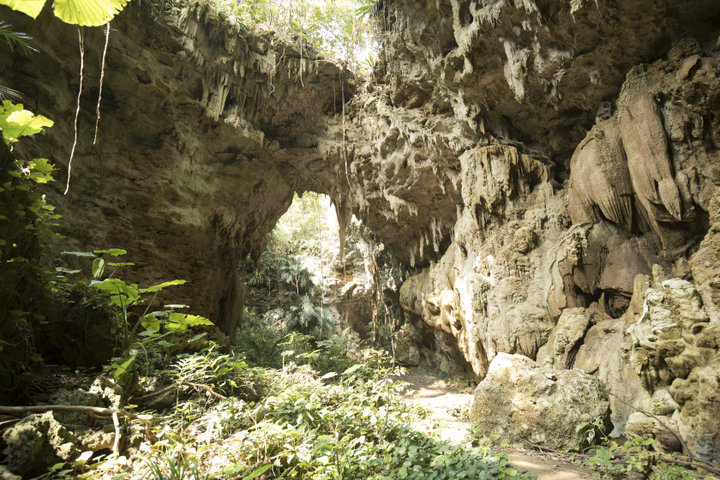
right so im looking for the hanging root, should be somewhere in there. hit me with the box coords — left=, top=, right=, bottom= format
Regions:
left=64, top=27, right=85, bottom=195
left=93, top=21, right=111, bottom=145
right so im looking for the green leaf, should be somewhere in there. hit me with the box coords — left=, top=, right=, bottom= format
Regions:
left=165, top=313, right=213, bottom=333
left=91, top=257, right=105, bottom=278
left=171, top=313, right=213, bottom=327
left=53, top=0, right=128, bottom=27
left=61, top=250, right=96, bottom=257
left=94, top=278, right=139, bottom=307
left=140, top=314, right=160, bottom=332
left=27, top=158, right=55, bottom=183
left=113, top=355, right=136, bottom=379
left=0, top=0, right=46, bottom=19
left=0, top=101, right=53, bottom=143
left=188, top=332, right=207, bottom=342
left=107, top=262, right=134, bottom=267
left=55, top=266, right=81, bottom=274
left=138, top=279, right=186, bottom=293
left=93, top=248, right=127, bottom=256
left=242, top=465, right=272, bottom=480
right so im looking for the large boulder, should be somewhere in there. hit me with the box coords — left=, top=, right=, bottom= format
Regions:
left=470, top=353, right=611, bottom=451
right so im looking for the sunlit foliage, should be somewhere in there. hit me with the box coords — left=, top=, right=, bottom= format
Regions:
left=210, top=0, right=379, bottom=72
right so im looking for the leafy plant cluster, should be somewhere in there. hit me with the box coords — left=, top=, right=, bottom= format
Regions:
left=0, top=100, right=61, bottom=400
left=0, top=0, right=129, bottom=26
left=91, top=347, right=527, bottom=480
left=0, top=0, right=132, bottom=402
left=577, top=416, right=716, bottom=479
left=241, top=192, right=338, bottom=353
left=57, top=248, right=216, bottom=393
left=209, top=0, right=379, bottom=72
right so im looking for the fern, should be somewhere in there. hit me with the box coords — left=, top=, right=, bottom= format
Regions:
left=0, top=21, right=36, bottom=54
left=0, top=21, right=35, bottom=101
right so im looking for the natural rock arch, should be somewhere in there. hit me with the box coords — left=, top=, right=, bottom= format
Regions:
left=4, top=0, right=720, bottom=457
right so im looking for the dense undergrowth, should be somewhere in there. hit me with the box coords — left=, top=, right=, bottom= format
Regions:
left=3, top=340, right=528, bottom=479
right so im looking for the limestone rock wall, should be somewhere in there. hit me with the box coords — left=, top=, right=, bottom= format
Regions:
left=1, top=1, right=349, bottom=340
left=383, top=0, right=720, bottom=456
left=381, top=0, right=720, bottom=157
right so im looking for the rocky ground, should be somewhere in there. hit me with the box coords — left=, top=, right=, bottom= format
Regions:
left=400, top=369, right=600, bottom=480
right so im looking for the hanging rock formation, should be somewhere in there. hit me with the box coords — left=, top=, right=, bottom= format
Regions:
left=2, top=0, right=720, bottom=458
left=1, top=1, right=352, bottom=341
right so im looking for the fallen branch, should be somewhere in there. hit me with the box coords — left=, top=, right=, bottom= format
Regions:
left=0, top=418, right=20, bottom=429
left=659, top=456, right=720, bottom=476
left=132, top=384, right=176, bottom=402
left=133, top=381, right=226, bottom=402
left=184, top=382, right=227, bottom=400
left=609, top=393, right=689, bottom=457
left=525, top=441, right=559, bottom=455
left=0, top=405, right=154, bottom=456
left=111, top=411, right=121, bottom=456
left=0, top=405, right=153, bottom=422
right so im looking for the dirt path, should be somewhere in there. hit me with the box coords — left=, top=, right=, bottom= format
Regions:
left=400, top=369, right=599, bottom=479
left=400, top=370, right=474, bottom=444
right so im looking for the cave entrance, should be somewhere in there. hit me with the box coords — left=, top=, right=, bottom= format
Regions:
left=238, top=190, right=406, bottom=367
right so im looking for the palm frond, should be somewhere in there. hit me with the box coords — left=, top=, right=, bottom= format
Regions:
left=0, top=84, right=22, bottom=101
left=0, top=21, right=37, bottom=55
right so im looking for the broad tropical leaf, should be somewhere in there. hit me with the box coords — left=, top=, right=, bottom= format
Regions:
left=107, top=261, right=134, bottom=267
left=0, top=0, right=46, bottom=19
left=61, top=250, right=96, bottom=257
left=27, top=158, right=55, bottom=183
left=140, top=314, right=160, bottom=332
left=53, top=0, right=128, bottom=27
left=112, top=354, right=135, bottom=379
left=91, top=256, right=105, bottom=278
left=93, top=278, right=139, bottom=307
left=166, top=313, right=213, bottom=332
left=93, top=248, right=127, bottom=256
left=139, top=279, right=187, bottom=293
left=0, top=101, right=53, bottom=144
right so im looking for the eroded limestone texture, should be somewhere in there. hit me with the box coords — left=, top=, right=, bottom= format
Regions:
left=470, top=353, right=611, bottom=451
left=1, top=2, right=350, bottom=341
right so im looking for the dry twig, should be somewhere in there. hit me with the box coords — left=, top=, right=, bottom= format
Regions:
left=0, top=404, right=154, bottom=456
left=609, top=392, right=689, bottom=456
left=132, top=381, right=226, bottom=402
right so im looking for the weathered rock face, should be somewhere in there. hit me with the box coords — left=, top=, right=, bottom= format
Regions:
left=385, top=0, right=720, bottom=457
left=470, top=353, right=611, bottom=451
left=2, top=412, right=80, bottom=476
left=1, top=1, right=351, bottom=341
left=381, top=0, right=720, bottom=157
left=626, top=271, right=720, bottom=461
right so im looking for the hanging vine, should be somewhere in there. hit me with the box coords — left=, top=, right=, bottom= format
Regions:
left=64, top=27, right=84, bottom=196
left=93, top=21, right=111, bottom=144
